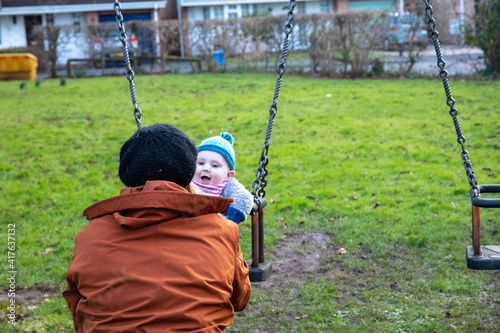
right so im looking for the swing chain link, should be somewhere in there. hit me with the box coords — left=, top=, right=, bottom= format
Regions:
left=423, top=0, right=479, bottom=197
left=252, top=0, right=297, bottom=204
left=114, top=0, right=142, bottom=129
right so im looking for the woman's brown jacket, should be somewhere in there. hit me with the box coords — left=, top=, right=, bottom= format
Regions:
left=63, top=181, right=251, bottom=332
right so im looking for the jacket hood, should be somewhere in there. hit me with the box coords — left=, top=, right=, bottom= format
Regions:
left=83, top=181, right=233, bottom=229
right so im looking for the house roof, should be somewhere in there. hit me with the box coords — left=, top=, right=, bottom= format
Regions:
left=0, top=0, right=166, bottom=15
left=1, top=0, right=154, bottom=7
left=178, top=0, right=311, bottom=8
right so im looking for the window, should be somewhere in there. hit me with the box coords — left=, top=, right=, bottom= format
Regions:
left=203, top=7, right=210, bottom=20
left=73, top=21, right=81, bottom=33
left=320, top=0, right=330, bottom=13
left=241, top=4, right=249, bottom=16
left=46, top=14, right=54, bottom=25
left=226, top=4, right=239, bottom=19
left=296, top=2, right=305, bottom=14
left=214, top=6, right=223, bottom=19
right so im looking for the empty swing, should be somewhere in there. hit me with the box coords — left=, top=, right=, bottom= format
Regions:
left=112, top=0, right=298, bottom=281
left=423, top=0, right=500, bottom=270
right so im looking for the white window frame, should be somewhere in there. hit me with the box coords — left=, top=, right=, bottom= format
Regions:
left=225, top=4, right=240, bottom=19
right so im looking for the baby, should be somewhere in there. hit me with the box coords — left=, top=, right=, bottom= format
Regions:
left=193, top=132, right=254, bottom=224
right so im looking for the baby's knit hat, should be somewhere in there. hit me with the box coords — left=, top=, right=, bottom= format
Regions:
left=119, top=123, right=197, bottom=188
left=197, top=132, right=235, bottom=170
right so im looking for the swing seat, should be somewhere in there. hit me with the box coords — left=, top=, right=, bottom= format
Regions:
left=467, top=185, right=500, bottom=270
left=248, top=261, right=273, bottom=282
left=466, top=246, right=500, bottom=270
left=248, top=198, right=272, bottom=282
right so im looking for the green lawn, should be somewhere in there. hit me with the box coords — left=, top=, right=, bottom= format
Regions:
left=1, top=74, right=499, bottom=332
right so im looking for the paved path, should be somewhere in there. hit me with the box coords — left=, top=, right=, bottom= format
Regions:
left=43, top=45, right=485, bottom=79
left=382, top=45, right=485, bottom=75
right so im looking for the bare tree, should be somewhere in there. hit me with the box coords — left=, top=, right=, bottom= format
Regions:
left=87, top=23, right=121, bottom=73
left=258, top=15, right=287, bottom=72
left=33, top=24, right=73, bottom=78
left=301, top=14, right=337, bottom=74
left=333, top=11, right=388, bottom=77
left=395, top=5, right=429, bottom=76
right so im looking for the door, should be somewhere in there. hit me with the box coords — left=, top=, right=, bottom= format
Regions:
left=25, top=15, right=43, bottom=46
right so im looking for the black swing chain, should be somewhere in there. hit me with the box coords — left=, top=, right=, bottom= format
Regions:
left=423, top=0, right=479, bottom=198
left=114, top=0, right=142, bottom=129
left=251, top=0, right=297, bottom=203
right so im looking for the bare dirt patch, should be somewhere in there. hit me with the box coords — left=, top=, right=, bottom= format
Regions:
left=0, top=286, right=60, bottom=307
left=258, top=232, right=338, bottom=289
left=227, top=232, right=349, bottom=332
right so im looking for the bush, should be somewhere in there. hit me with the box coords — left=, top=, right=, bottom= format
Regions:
left=463, top=0, right=500, bottom=76
left=370, top=58, right=385, bottom=76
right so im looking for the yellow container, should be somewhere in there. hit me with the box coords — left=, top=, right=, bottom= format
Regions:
left=0, top=53, right=38, bottom=81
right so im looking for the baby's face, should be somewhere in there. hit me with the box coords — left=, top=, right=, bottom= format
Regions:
left=194, top=150, right=234, bottom=186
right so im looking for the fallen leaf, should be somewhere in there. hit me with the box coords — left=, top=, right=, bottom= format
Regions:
left=295, top=314, right=309, bottom=320
left=373, top=202, right=380, bottom=209
left=281, top=206, right=291, bottom=212
left=445, top=324, right=457, bottom=330
left=283, top=223, right=288, bottom=229
left=352, top=196, right=358, bottom=200
left=43, top=248, right=53, bottom=255
left=336, top=248, right=347, bottom=254
left=299, top=221, right=305, bottom=226
left=270, top=199, right=276, bottom=204
left=451, top=202, right=456, bottom=208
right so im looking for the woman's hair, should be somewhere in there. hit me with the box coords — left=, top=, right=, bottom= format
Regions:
left=185, top=182, right=200, bottom=194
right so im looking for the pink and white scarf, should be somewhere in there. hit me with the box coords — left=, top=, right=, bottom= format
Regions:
left=192, top=180, right=227, bottom=196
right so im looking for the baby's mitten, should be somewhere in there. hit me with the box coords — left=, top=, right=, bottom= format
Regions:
left=225, top=206, right=247, bottom=224
left=221, top=178, right=254, bottom=224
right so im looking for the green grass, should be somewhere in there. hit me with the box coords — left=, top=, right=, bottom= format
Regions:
left=0, top=74, right=499, bottom=332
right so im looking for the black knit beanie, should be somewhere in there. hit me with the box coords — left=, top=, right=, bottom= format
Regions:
left=119, top=123, right=197, bottom=188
